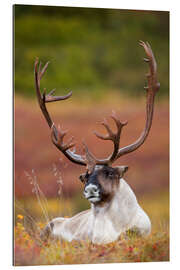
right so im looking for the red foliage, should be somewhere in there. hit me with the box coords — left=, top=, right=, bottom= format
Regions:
left=15, top=97, right=169, bottom=198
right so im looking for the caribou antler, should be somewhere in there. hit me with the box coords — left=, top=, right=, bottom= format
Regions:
left=34, top=41, right=160, bottom=171
left=34, top=59, right=86, bottom=166
left=90, top=41, right=160, bottom=165
left=114, top=41, right=160, bottom=159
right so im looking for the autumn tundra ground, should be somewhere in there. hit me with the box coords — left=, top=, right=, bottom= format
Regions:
left=14, top=94, right=169, bottom=265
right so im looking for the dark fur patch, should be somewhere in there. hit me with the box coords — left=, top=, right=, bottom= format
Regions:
left=50, top=222, right=54, bottom=230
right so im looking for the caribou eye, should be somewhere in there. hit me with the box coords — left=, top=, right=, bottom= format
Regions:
left=104, top=169, right=113, bottom=178
left=108, top=171, right=114, bottom=178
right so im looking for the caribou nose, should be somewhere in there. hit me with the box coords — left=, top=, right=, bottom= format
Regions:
left=84, top=184, right=98, bottom=194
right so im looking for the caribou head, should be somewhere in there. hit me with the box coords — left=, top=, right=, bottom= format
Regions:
left=35, top=41, right=160, bottom=244
left=80, top=165, right=128, bottom=204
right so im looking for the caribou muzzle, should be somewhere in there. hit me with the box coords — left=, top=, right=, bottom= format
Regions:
left=84, top=183, right=101, bottom=203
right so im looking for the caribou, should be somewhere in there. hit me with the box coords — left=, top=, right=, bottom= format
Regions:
left=34, top=41, right=160, bottom=244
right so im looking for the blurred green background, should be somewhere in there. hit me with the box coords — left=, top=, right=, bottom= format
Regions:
left=14, top=5, right=169, bottom=99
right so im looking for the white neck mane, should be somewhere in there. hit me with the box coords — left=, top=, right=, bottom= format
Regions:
left=89, top=178, right=140, bottom=243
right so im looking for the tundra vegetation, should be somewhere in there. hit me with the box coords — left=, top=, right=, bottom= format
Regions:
left=14, top=167, right=169, bottom=266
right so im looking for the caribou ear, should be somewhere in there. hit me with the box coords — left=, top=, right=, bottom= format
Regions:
left=115, top=166, right=129, bottom=178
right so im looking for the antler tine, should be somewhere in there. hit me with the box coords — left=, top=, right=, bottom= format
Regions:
left=94, top=118, right=113, bottom=140
left=35, top=59, right=52, bottom=128
left=139, top=41, right=160, bottom=93
left=39, top=61, right=49, bottom=80
left=34, top=59, right=86, bottom=166
left=38, top=61, right=42, bottom=77
left=83, top=141, right=97, bottom=172
left=45, top=90, right=73, bottom=103
left=93, top=112, right=128, bottom=164
left=94, top=113, right=126, bottom=140
left=51, top=124, right=75, bottom=152
left=108, top=112, right=128, bottom=163
left=111, top=111, right=128, bottom=130
left=35, top=59, right=73, bottom=115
